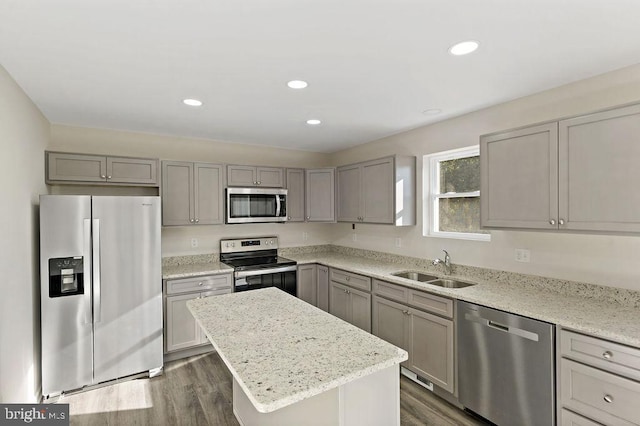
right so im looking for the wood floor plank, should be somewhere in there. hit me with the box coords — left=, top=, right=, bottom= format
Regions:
left=64, top=351, right=487, bottom=425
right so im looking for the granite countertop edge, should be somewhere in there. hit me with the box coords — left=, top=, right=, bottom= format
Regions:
left=290, top=253, right=640, bottom=348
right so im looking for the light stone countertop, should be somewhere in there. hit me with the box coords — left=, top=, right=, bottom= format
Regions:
left=187, top=287, right=408, bottom=413
left=162, top=261, right=233, bottom=279
left=288, top=252, right=640, bottom=348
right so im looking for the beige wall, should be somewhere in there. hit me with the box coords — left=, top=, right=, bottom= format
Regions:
left=49, top=125, right=334, bottom=256
left=0, top=65, right=50, bottom=402
left=329, top=63, right=640, bottom=291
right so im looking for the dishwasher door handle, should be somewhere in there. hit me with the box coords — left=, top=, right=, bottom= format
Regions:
left=465, top=313, right=540, bottom=342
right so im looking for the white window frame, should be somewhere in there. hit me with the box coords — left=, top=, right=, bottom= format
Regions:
left=423, top=145, right=490, bottom=241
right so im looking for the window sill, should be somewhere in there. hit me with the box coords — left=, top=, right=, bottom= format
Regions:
left=424, top=231, right=491, bottom=242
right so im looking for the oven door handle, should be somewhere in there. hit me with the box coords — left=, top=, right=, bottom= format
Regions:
left=235, top=265, right=298, bottom=278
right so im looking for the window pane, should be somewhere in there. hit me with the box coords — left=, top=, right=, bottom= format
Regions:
left=437, top=197, right=488, bottom=234
left=439, top=156, right=479, bottom=193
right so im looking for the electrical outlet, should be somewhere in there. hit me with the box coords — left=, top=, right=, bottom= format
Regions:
left=515, top=248, right=530, bottom=263
left=302, top=232, right=308, bottom=241
left=191, top=238, right=198, bottom=248
left=352, top=233, right=357, bottom=242
left=395, top=237, right=402, bottom=248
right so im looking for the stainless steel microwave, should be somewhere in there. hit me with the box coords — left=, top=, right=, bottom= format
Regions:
left=226, top=188, right=288, bottom=223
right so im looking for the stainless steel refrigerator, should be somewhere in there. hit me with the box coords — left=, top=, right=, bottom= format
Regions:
left=40, top=195, right=163, bottom=397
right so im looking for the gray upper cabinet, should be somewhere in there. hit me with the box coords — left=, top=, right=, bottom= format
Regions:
left=480, top=123, right=558, bottom=230
left=286, top=168, right=305, bottom=222
left=558, top=103, right=640, bottom=233
left=337, top=156, right=415, bottom=225
left=227, top=165, right=284, bottom=187
left=305, top=168, right=335, bottom=222
left=162, top=161, right=224, bottom=226
left=46, top=151, right=159, bottom=186
left=481, top=102, right=640, bottom=233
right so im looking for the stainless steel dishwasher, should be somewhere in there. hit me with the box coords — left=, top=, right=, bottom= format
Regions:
left=457, top=301, right=555, bottom=426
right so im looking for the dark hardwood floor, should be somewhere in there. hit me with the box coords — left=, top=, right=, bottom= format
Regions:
left=61, top=352, right=487, bottom=425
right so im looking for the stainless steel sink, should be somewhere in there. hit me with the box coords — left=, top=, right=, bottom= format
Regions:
left=391, top=271, right=439, bottom=282
left=428, top=279, right=475, bottom=289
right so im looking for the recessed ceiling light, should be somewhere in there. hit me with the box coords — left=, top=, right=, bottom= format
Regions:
left=183, top=98, right=203, bottom=107
left=422, top=108, right=442, bottom=115
left=306, top=119, right=321, bottom=125
left=448, top=40, right=479, bottom=56
left=287, top=80, right=308, bottom=89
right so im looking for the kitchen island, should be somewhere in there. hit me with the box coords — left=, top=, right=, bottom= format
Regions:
left=187, top=287, right=408, bottom=426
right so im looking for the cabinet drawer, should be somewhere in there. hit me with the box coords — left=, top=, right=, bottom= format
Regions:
left=373, top=279, right=408, bottom=304
left=330, top=268, right=371, bottom=292
left=560, top=409, right=603, bottom=426
left=166, top=274, right=232, bottom=295
left=561, top=330, right=640, bottom=380
left=407, top=289, right=453, bottom=318
left=561, top=358, right=640, bottom=426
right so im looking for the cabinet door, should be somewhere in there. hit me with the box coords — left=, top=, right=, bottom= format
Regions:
left=306, top=168, right=336, bottom=222
left=336, top=164, right=361, bottom=222
left=47, top=152, right=107, bottom=183
left=286, top=168, right=305, bottom=222
left=350, top=287, right=371, bottom=333
left=480, top=123, right=559, bottom=229
left=316, top=265, right=329, bottom=312
left=165, top=293, right=202, bottom=352
left=559, top=104, right=640, bottom=232
left=372, top=296, right=409, bottom=364
left=361, top=157, right=394, bottom=224
left=227, top=165, right=257, bottom=186
left=162, top=161, right=194, bottom=226
left=329, top=281, right=351, bottom=323
left=257, top=167, right=284, bottom=187
left=409, top=308, right=454, bottom=393
left=297, top=264, right=318, bottom=306
left=194, top=163, right=224, bottom=225
left=106, top=157, right=158, bottom=185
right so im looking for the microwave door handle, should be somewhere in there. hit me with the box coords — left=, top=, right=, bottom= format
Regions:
left=276, top=195, right=281, bottom=217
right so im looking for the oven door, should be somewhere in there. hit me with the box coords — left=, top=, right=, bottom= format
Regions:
left=226, top=188, right=287, bottom=223
left=234, top=266, right=297, bottom=296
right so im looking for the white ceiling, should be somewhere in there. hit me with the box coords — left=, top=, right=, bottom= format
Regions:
left=1, top=1, right=639, bottom=153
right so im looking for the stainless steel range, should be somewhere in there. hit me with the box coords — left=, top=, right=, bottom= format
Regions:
left=220, top=236, right=297, bottom=296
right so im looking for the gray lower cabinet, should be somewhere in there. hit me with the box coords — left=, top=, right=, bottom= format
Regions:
left=336, top=156, right=415, bottom=225
left=317, top=265, right=329, bottom=312
left=305, top=168, right=336, bottom=222
left=372, top=279, right=455, bottom=394
left=164, top=274, right=232, bottom=354
left=481, top=102, right=640, bottom=233
left=162, top=161, right=224, bottom=226
left=46, top=151, right=159, bottom=186
left=328, top=268, right=371, bottom=332
left=286, top=168, right=305, bottom=222
left=297, top=264, right=318, bottom=306
left=558, top=328, right=640, bottom=425
left=227, top=165, right=284, bottom=187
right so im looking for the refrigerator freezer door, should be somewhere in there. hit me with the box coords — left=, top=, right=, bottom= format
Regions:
left=40, top=195, right=93, bottom=396
left=91, top=196, right=162, bottom=384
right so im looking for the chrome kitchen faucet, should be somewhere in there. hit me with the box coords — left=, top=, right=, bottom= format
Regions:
left=433, top=249, right=452, bottom=275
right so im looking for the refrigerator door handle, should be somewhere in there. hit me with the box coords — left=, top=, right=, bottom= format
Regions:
left=83, top=219, right=92, bottom=325
left=92, top=218, right=102, bottom=323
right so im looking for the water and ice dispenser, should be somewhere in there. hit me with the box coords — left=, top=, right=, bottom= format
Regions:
left=49, top=257, right=84, bottom=297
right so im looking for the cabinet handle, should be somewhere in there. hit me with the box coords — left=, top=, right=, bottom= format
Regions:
left=101, top=175, right=106, bottom=179
left=198, top=282, right=203, bottom=286
left=288, top=216, right=291, bottom=220
left=257, top=181, right=261, bottom=185
left=190, top=219, right=195, bottom=223
left=345, top=276, right=350, bottom=281
left=603, top=394, right=613, bottom=403
left=107, top=175, right=112, bottom=179
left=602, top=351, right=613, bottom=360
left=559, top=218, right=565, bottom=225
left=549, top=219, right=556, bottom=225
left=195, top=218, right=199, bottom=223
left=253, top=181, right=257, bottom=185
